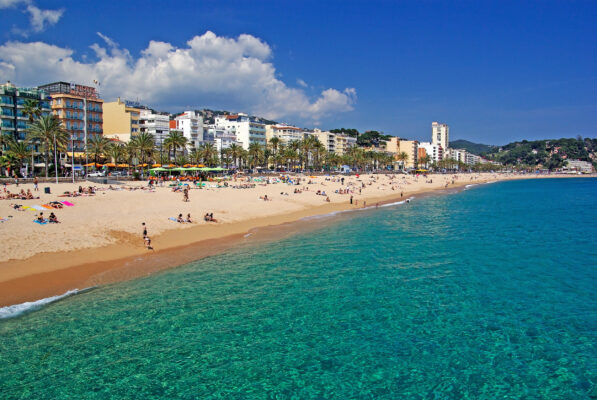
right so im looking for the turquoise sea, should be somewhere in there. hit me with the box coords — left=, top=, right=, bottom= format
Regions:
left=1, top=178, right=596, bottom=399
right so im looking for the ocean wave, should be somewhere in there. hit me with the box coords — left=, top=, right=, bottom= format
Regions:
left=0, top=287, right=95, bottom=320
left=465, top=184, right=478, bottom=190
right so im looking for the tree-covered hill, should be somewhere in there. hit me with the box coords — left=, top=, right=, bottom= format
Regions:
left=484, top=137, right=597, bottom=169
left=449, top=140, right=496, bottom=155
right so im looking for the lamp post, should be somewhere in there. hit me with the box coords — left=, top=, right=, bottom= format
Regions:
left=71, top=134, right=75, bottom=184
left=53, top=133, right=58, bottom=184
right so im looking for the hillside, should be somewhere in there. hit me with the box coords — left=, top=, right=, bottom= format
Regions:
left=484, top=137, right=597, bottom=169
left=449, top=140, right=496, bottom=155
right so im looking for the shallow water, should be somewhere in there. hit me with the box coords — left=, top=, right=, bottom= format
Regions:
left=1, top=178, right=596, bottom=399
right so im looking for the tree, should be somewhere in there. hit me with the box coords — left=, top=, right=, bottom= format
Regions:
left=227, top=143, right=243, bottom=168
left=163, top=131, right=187, bottom=163
left=26, top=115, right=68, bottom=178
left=419, top=154, right=431, bottom=169
left=106, top=142, right=126, bottom=164
left=5, top=138, right=30, bottom=176
left=130, top=132, right=155, bottom=176
left=88, top=135, right=112, bottom=166
left=268, top=137, right=281, bottom=169
left=22, top=99, right=42, bottom=123
left=396, top=152, right=409, bottom=170
left=248, top=142, right=265, bottom=168
left=197, top=142, right=218, bottom=166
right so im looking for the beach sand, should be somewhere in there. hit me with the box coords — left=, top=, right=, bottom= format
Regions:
left=0, top=172, right=553, bottom=306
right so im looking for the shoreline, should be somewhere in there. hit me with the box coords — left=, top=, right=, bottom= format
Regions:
left=0, top=174, right=589, bottom=307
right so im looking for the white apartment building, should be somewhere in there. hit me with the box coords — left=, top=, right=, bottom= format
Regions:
left=432, top=122, right=449, bottom=151
left=139, top=109, right=170, bottom=146
left=174, top=111, right=204, bottom=150
left=419, top=142, right=443, bottom=163
left=465, top=153, right=482, bottom=165
left=204, top=124, right=242, bottom=154
left=214, top=113, right=266, bottom=150
left=265, top=123, right=304, bottom=145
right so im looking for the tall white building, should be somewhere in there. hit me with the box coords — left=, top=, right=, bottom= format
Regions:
left=174, top=111, right=203, bottom=150
left=431, top=122, right=449, bottom=151
left=214, top=113, right=266, bottom=150
left=139, top=109, right=170, bottom=147
left=419, top=142, right=443, bottom=163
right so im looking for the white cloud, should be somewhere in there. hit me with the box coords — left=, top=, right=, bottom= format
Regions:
left=0, top=0, right=28, bottom=8
left=297, top=78, right=308, bottom=88
left=26, top=5, right=64, bottom=32
left=0, top=31, right=357, bottom=123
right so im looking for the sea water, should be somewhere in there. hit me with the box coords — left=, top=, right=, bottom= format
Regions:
left=1, top=178, right=595, bottom=399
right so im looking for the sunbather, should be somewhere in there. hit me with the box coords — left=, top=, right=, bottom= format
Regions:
left=49, top=212, right=60, bottom=223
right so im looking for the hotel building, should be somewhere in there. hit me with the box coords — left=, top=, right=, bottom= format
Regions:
left=214, top=113, right=266, bottom=150
left=173, top=111, right=204, bottom=150
left=419, top=142, right=443, bottom=163
left=139, top=109, right=170, bottom=147
left=102, top=98, right=141, bottom=142
left=1, top=82, right=51, bottom=144
left=38, top=82, right=103, bottom=152
left=385, top=137, right=419, bottom=169
left=431, top=122, right=449, bottom=151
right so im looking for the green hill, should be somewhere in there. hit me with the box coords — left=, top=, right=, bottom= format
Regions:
left=449, top=140, right=496, bottom=155
left=484, top=137, right=597, bottom=169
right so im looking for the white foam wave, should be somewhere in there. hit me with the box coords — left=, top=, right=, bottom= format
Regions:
left=464, top=184, right=478, bottom=190
left=0, top=287, right=94, bottom=320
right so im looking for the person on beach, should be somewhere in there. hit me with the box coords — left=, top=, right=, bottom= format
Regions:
left=142, top=222, right=147, bottom=238
left=183, top=187, right=189, bottom=202
left=49, top=212, right=60, bottom=223
left=186, top=213, right=192, bottom=223
left=177, top=213, right=184, bottom=223
left=37, top=212, right=44, bottom=222
left=33, top=177, right=38, bottom=191
left=15, top=177, right=19, bottom=187
left=350, top=195, right=353, bottom=204
left=144, top=235, right=153, bottom=250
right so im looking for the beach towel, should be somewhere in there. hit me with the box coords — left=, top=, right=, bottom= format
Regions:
left=34, top=219, right=48, bottom=225
left=60, top=201, right=74, bottom=206
left=31, top=205, right=45, bottom=211
left=168, top=217, right=179, bottom=222
left=41, top=204, right=53, bottom=209
left=21, top=206, right=32, bottom=210
left=0, top=218, right=8, bottom=223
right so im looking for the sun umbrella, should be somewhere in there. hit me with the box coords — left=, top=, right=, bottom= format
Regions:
left=152, top=163, right=161, bottom=167
left=149, top=167, right=168, bottom=172
left=104, top=163, right=116, bottom=167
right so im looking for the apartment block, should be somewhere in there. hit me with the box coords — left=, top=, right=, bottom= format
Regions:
left=1, top=81, right=50, bottom=143
left=38, top=82, right=103, bottom=152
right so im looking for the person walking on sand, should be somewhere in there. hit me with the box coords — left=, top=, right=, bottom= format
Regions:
left=183, top=187, right=189, bottom=202
left=350, top=195, right=353, bottom=205
left=142, top=222, right=147, bottom=238
left=33, top=177, right=38, bottom=191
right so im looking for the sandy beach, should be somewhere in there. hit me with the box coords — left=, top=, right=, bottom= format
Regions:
left=0, top=172, right=565, bottom=306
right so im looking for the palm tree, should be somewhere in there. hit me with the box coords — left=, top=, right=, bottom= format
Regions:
left=419, top=154, right=431, bottom=169
left=5, top=138, right=30, bottom=176
left=88, top=135, right=112, bottom=166
left=163, top=130, right=187, bottom=163
left=396, top=151, right=409, bottom=171
left=130, top=132, right=155, bottom=176
left=198, top=142, right=218, bottom=166
left=227, top=143, right=243, bottom=169
left=27, top=115, right=68, bottom=178
left=22, top=99, right=42, bottom=124
left=106, top=142, right=126, bottom=164
left=268, top=137, right=280, bottom=169
left=248, top=142, right=265, bottom=169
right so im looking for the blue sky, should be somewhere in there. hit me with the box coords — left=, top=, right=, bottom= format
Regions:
left=1, top=0, right=596, bottom=144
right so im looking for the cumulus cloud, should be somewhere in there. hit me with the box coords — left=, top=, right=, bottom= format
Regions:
left=0, top=31, right=357, bottom=122
left=26, top=5, right=64, bottom=32
left=297, top=78, right=308, bottom=88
